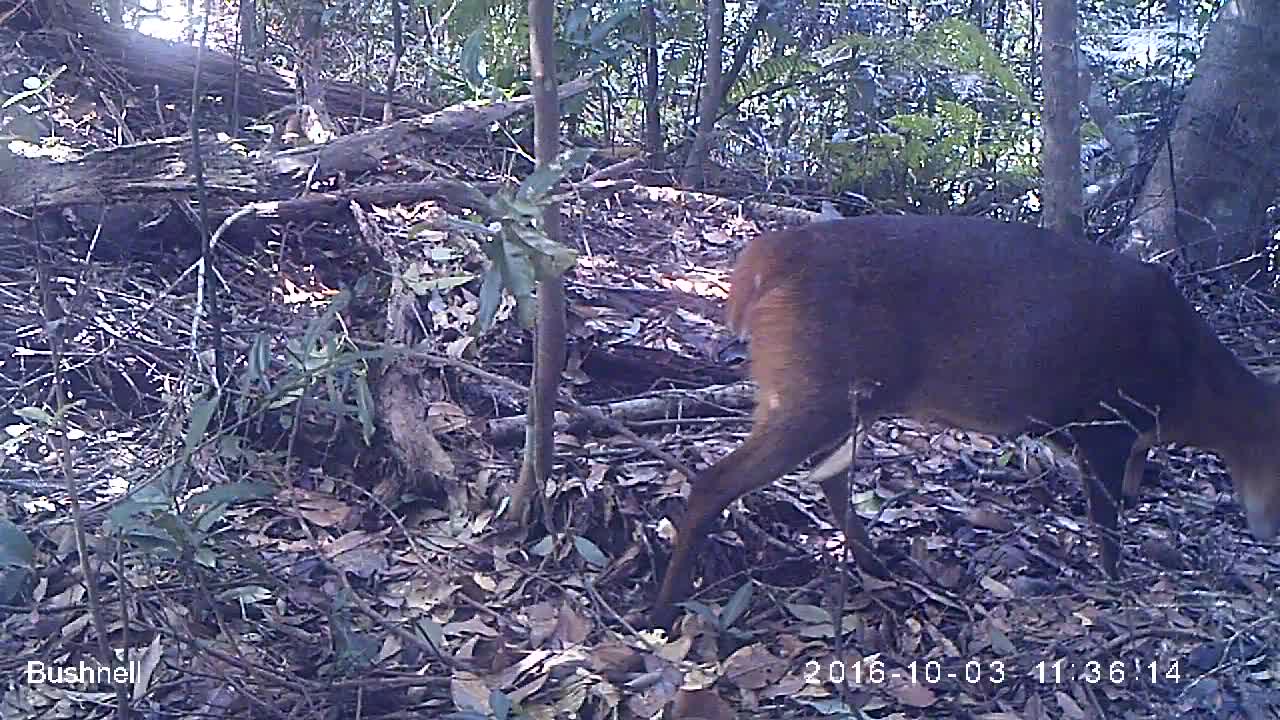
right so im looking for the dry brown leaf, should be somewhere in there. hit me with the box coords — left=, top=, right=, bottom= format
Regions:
left=449, top=671, right=491, bottom=714
left=323, top=531, right=388, bottom=577
left=493, top=647, right=551, bottom=688
left=507, top=672, right=549, bottom=705
left=703, top=229, right=733, bottom=247
left=386, top=575, right=456, bottom=611
left=760, top=671, right=806, bottom=700
left=278, top=488, right=355, bottom=527
left=772, top=633, right=815, bottom=659
left=588, top=640, right=643, bottom=674
left=584, top=462, right=610, bottom=490
left=553, top=600, right=590, bottom=645
left=626, top=687, right=673, bottom=719
left=131, top=634, right=163, bottom=702
left=427, top=401, right=470, bottom=433
left=721, top=644, right=785, bottom=690
left=1141, top=537, right=1189, bottom=570
left=988, top=627, right=1016, bottom=655
left=671, top=687, right=736, bottom=720
left=525, top=602, right=558, bottom=648
left=442, top=616, right=498, bottom=638
left=888, top=679, right=937, bottom=708
left=1055, top=689, right=1086, bottom=719
left=376, top=634, right=402, bottom=664
left=655, top=632, right=695, bottom=663
left=980, top=575, right=1014, bottom=600
left=965, top=507, right=1016, bottom=532
left=1023, top=689, right=1045, bottom=719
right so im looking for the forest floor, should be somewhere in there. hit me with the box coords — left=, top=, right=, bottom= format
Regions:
left=1, top=26, right=1278, bottom=719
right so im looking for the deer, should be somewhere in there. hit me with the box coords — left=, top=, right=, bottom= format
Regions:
left=652, top=214, right=1280, bottom=626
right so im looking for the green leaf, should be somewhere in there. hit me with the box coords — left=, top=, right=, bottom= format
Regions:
left=444, top=216, right=497, bottom=235
left=587, top=3, right=638, bottom=46
left=247, top=332, right=272, bottom=384
left=919, top=19, right=1028, bottom=104
left=563, top=5, right=590, bottom=37
left=514, top=163, right=565, bottom=203
left=0, top=518, right=35, bottom=569
left=428, top=246, right=461, bottom=262
left=472, top=266, right=504, bottom=335
left=516, top=146, right=593, bottom=202
left=2, top=66, right=66, bottom=109
left=12, top=407, right=54, bottom=426
left=184, top=481, right=276, bottom=509
left=416, top=274, right=477, bottom=292
left=727, top=53, right=822, bottom=105
left=786, top=603, right=832, bottom=624
left=494, top=232, right=537, bottom=327
left=185, top=395, right=218, bottom=455
left=301, top=289, right=351, bottom=356
left=331, top=611, right=379, bottom=670
left=500, top=194, right=542, bottom=221
left=151, top=511, right=202, bottom=555
left=193, top=502, right=228, bottom=533
left=461, top=29, right=487, bottom=87
left=572, top=535, right=607, bottom=568
left=509, top=224, right=578, bottom=278
left=0, top=567, right=31, bottom=605
left=354, top=374, right=376, bottom=445
left=681, top=600, right=718, bottom=625
left=720, top=581, right=753, bottom=629
left=529, top=534, right=555, bottom=557
left=558, top=146, right=594, bottom=174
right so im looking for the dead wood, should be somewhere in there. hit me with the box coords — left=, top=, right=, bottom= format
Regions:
left=248, top=181, right=498, bottom=222
left=486, top=382, right=753, bottom=446
left=269, top=76, right=592, bottom=180
left=3, top=78, right=591, bottom=218
left=0, top=136, right=256, bottom=209
left=578, top=343, right=741, bottom=388
left=626, top=184, right=820, bottom=224
left=12, top=0, right=420, bottom=123
left=349, top=201, right=467, bottom=510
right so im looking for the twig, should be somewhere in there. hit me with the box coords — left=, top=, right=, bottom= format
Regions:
left=35, top=214, right=131, bottom=718
left=403, top=346, right=698, bottom=479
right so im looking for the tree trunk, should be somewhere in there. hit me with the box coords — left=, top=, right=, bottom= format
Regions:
left=239, top=0, right=258, bottom=55
left=993, top=0, right=1008, bottom=53
left=296, top=0, right=339, bottom=144
left=383, top=0, right=404, bottom=123
left=642, top=0, right=664, bottom=169
left=716, top=0, right=771, bottom=110
left=1124, top=0, right=1280, bottom=278
left=680, top=0, right=724, bottom=188
left=1041, top=0, right=1082, bottom=238
left=510, top=0, right=568, bottom=524
left=1079, top=63, right=1137, bottom=171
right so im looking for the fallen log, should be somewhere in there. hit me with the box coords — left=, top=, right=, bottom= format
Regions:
left=487, top=382, right=753, bottom=446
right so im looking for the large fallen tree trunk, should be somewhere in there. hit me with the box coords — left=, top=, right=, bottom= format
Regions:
left=0, top=78, right=593, bottom=211
left=7, top=0, right=417, bottom=122
left=0, top=137, right=257, bottom=208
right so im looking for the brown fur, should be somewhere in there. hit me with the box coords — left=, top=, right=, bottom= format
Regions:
left=654, top=215, right=1280, bottom=625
